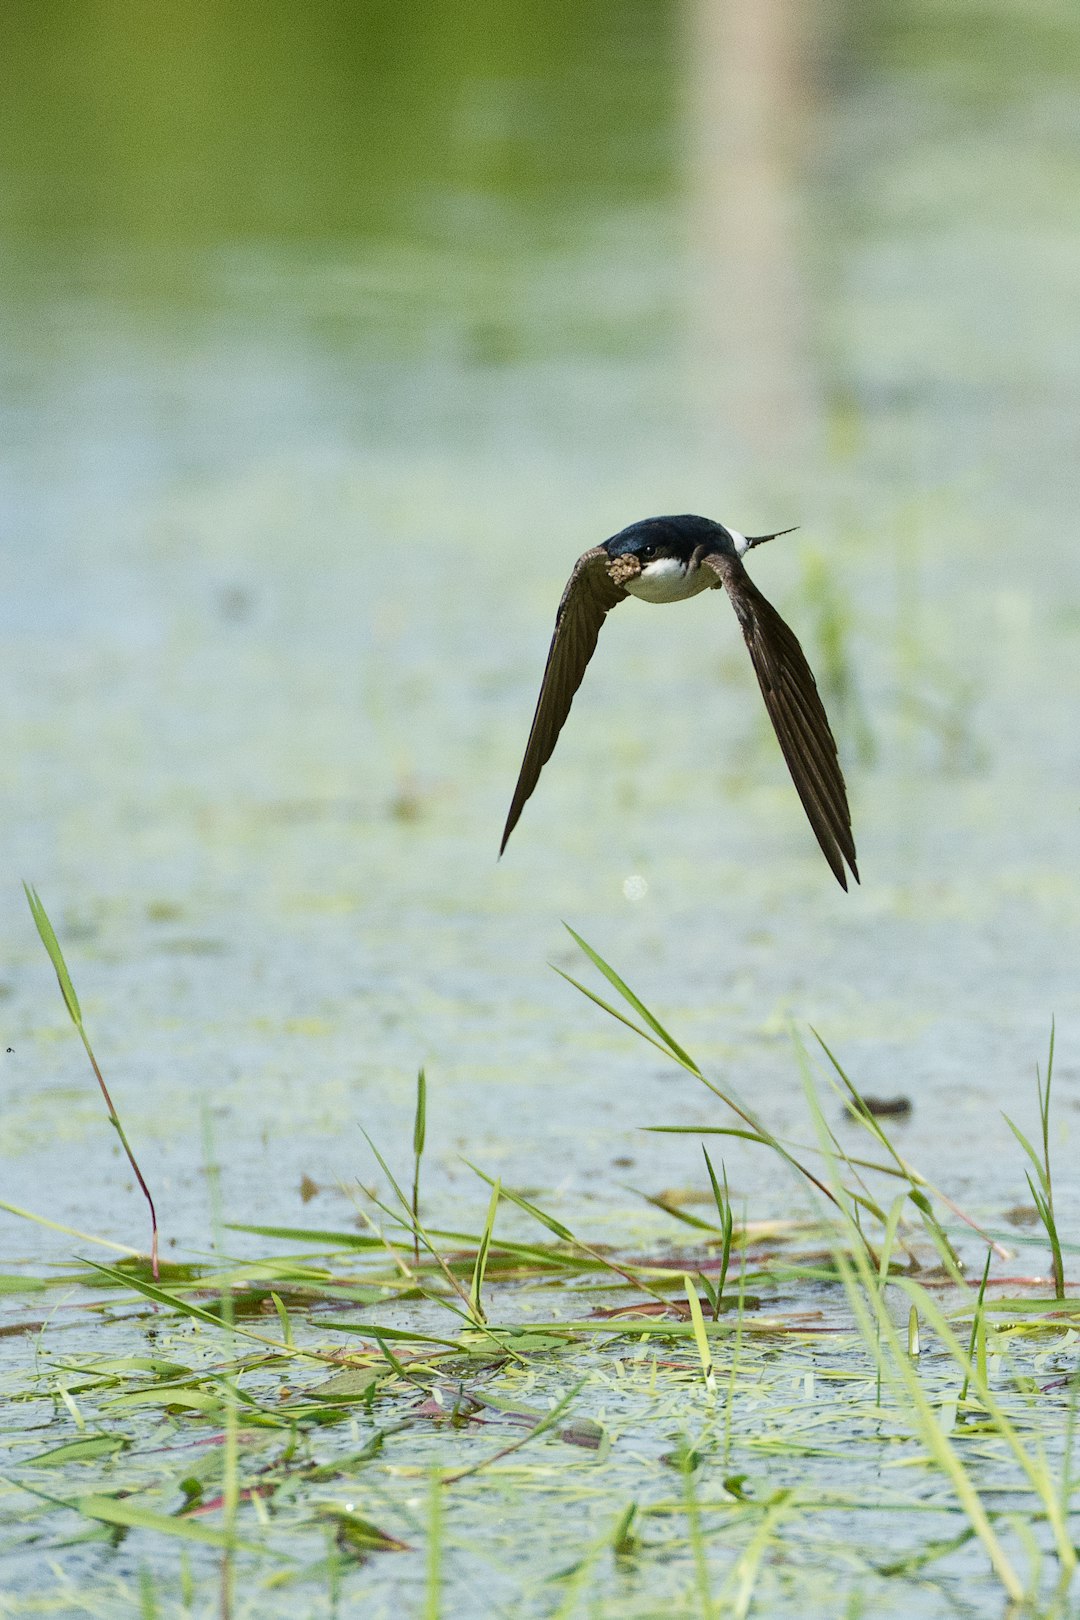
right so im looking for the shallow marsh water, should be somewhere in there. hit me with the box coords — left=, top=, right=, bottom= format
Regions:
left=3, top=0, right=1080, bottom=1613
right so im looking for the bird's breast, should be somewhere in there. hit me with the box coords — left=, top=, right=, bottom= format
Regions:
left=624, top=557, right=714, bottom=604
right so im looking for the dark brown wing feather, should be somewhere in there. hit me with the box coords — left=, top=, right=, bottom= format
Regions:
left=500, top=547, right=627, bottom=853
left=704, top=552, right=858, bottom=889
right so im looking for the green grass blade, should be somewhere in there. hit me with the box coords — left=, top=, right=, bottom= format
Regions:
left=81, top=1260, right=322, bottom=1359
left=270, top=1291, right=293, bottom=1347
left=23, top=883, right=82, bottom=1026
left=463, top=1161, right=574, bottom=1245
left=702, top=1149, right=734, bottom=1305
left=0, top=1200, right=141, bottom=1256
left=800, top=1078, right=1028, bottom=1602
left=468, top=1177, right=500, bottom=1325
left=683, top=1274, right=715, bottom=1398
left=362, top=1132, right=413, bottom=1219
left=75, top=1495, right=262, bottom=1550
left=1004, top=1114, right=1049, bottom=1194
left=226, top=1222, right=384, bottom=1249
left=563, top=926, right=701, bottom=1071
left=23, top=885, right=160, bottom=1278
left=413, top=1067, right=427, bottom=1158
left=551, top=968, right=683, bottom=1067
left=412, top=1067, right=428, bottom=1266
left=440, top=1380, right=585, bottom=1486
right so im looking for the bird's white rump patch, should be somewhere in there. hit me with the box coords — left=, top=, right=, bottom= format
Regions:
left=625, top=556, right=714, bottom=604
left=729, top=529, right=750, bottom=555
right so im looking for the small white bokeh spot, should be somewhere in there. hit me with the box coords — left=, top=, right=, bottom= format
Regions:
left=622, top=873, right=648, bottom=902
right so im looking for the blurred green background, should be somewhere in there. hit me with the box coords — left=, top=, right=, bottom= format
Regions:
left=3, top=0, right=1080, bottom=1254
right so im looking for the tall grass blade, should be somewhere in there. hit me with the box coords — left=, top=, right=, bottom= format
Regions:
left=563, top=932, right=847, bottom=1216
left=702, top=1149, right=733, bottom=1313
left=24, top=883, right=82, bottom=1023
left=0, top=1200, right=141, bottom=1255
left=75, top=1495, right=257, bottom=1550
left=469, top=1177, right=500, bottom=1325
left=24, top=884, right=159, bottom=1279
left=1039, top=1020, right=1063, bottom=1298
left=81, top=1259, right=323, bottom=1360
left=412, top=1067, right=427, bottom=1265
left=813, top=1026, right=1004, bottom=1262
left=464, top=1161, right=669, bottom=1302
left=563, top=925, right=699, bottom=1070
left=683, top=1275, right=716, bottom=1399
left=899, top=1279, right=1076, bottom=1576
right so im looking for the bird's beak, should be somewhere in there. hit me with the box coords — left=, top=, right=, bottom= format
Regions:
left=743, top=526, right=799, bottom=550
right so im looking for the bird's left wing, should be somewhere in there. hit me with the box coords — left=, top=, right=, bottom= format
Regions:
left=703, top=551, right=858, bottom=889
left=500, top=547, right=628, bottom=853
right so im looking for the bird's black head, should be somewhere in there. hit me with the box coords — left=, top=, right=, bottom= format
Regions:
left=603, top=514, right=734, bottom=565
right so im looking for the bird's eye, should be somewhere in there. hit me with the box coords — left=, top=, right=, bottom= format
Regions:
left=640, top=543, right=656, bottom=560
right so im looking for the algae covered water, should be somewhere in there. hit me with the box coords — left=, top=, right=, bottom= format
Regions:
left=3, top=2, right=1080, bottom=1614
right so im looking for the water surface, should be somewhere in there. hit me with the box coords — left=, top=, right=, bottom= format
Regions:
left=2, top=0, right=1080, bottom=1270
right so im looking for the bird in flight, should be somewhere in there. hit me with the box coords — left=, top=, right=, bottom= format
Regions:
left=500, top=514, right=858, bottom=889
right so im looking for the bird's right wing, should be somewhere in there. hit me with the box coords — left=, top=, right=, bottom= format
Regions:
left=704, top=551, right=858, bottom=889
left=500, top=547, right=627, bottom=853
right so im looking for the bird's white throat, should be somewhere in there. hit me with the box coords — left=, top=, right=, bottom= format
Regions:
left=624, top=555, right=714, bottom=604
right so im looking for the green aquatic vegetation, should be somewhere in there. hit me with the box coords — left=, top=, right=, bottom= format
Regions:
left=803, top=1071, right=1079, bottom=1609
left=803, top=1077, right=1023, bottom=1600
left=556, top=927, right=855, bottom=1221
left=564, top=927, right=999, bottom=1271
left=2, top=941, right=1080, bottom=1616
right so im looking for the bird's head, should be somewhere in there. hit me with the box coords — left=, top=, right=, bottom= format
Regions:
left=603, top=516, right=797, bottom=600
left=604, top=514, right=720, bottom=568
left=605, top=514, right=797, bottom=566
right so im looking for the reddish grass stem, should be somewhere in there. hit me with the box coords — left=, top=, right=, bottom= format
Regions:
left=23, top=884, right=159, bottom=1279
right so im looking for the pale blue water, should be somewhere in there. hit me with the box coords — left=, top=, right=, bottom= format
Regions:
left=2, top=0, right=1080, bottom=1262
left=2, top=5, right=1080, bottom=1609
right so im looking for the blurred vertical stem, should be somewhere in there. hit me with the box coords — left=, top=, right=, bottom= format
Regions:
left=412, top=1067, right=427, bottom=1266
left=23, top=884, right=159, bottom=1279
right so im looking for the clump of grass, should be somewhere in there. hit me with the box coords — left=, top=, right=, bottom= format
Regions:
left=698, top=1148, right=733, bottom=1321
left=23, top=883, right=159, bottom=1279
left=802, top=1068, right=1079, bottom=1607
left=1004, top=1021, right=1064, bottom=1298
left=555, top=926, right=857, bottom=1222
left=801, top=1080, right=1025, bottom=1603
left=8, top=919, right=1080, bottom=1615
left=558, top=925, right=990, bottom=1267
